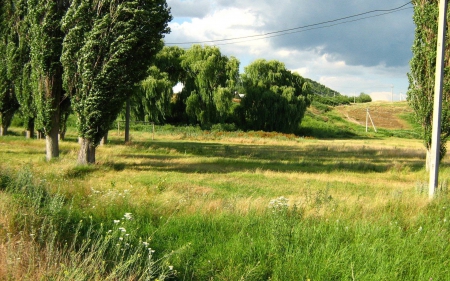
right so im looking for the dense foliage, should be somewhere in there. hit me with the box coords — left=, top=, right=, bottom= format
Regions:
left=237, top=59, right=311, bottom=133
left=61, top=0, right=172, bottom=164
left=28, top=0, right=70, bottom=160
left=407, top=0, right=450, bottom=160
left=0, top=0, right=22, bottom=136
left=179, top=45, right=239, bottom=128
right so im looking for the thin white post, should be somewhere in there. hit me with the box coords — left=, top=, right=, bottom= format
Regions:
left=366, top=108, right=369, bottom=132
left=429, top=0, right=448, bottom=199
left=366, top=108, right=377, bottom=133
left=152, top=123, right=155, bottom=140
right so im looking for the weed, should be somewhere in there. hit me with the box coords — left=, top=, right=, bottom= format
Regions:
left=0, top=168, right=180, bottom=280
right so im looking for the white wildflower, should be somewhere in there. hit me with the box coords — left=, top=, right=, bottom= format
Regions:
left=123, top=213, right=133, bottom=220
left=113, top=220, right=120, bottom=224
left=268, top=196, right=289, bottom=212
left=169, top=265, right=174, bottom=271
left=119, top=227, right=126, bottom=233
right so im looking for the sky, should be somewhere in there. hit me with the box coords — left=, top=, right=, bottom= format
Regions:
left=164, top=0, right=416, bottom=101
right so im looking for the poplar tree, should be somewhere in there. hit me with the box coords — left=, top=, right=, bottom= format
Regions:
left=2, top=0, right=37, bottom=138
left=407, top=0, right=450, bottom=167
left=28, top=0, right=68, bottom=160
left=61, top=0, right=171, bottom=164
left=0, top=0, right=20, bottom=136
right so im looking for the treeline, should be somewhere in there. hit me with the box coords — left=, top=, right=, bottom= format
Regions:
left=0, top=1, right=311, bottom=165
left=0, top=0, right=172, bottom=164
left=1, top=0, right=351, bottom=165
left=305, top=78, right=372, bottom=106
left=128, top=47, right=312, bottom=135
left=313, top=92, right=372, bottom=106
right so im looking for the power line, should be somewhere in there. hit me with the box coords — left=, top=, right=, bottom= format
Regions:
left=165, top=1, right=413, bottom=46
left=213, top=7, right=412, bottom=47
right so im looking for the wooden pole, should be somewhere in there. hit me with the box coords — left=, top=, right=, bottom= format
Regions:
left=429, top=0, right=448, bottom=198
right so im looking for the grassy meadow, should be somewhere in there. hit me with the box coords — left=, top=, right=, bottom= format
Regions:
left=1, top=102, right=450, bottom=280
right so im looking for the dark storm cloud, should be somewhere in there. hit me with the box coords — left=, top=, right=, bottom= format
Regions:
left=261, top=0, right=415, bottom=67
left=167, top=0, right=415, bottom=67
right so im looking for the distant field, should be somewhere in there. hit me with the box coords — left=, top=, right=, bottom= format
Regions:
left=2, top=103, right=450, bottom=280
left=335, top=101, right=414, bottom=130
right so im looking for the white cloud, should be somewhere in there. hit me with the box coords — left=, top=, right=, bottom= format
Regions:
left=165, top=0, right=415, bottom=102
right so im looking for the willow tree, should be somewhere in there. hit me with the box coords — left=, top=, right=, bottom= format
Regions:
left=154, top=46, right=186, bottom=123
left=238, top=59, right=311, bottom=133
left=180, top=45, right=240, bottom=128
left=407, top=0, right=450, bottom=167
left=61, top=0, right=171, bottom=164
left=131, top=66, right=173, bottom=124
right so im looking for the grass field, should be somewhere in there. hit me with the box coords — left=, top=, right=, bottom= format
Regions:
left=1, top=102, right=450, bottom=280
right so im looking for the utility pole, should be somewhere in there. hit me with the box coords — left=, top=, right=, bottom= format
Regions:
left=429, top=0, right=448, bottom=199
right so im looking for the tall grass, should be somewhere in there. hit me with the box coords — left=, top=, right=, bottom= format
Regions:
left=0, top=167, right=178, bottom=280
left=2, top=119, right=450, bottom=280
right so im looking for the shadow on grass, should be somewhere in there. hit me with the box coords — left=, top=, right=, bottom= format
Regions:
left=65, top=165, right=98, bottom=179
left=113, top=140, right=425, bottom=174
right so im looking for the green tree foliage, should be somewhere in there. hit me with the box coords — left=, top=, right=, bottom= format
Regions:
left=130, top=46, right=185, bottom=124
left=2, top=0, right=38, bottom=138
left=180, top=45, right=240, bottom=128
left=61, top=0, right=171, bottom=164
left=357, top=92, right=372, bottom=103
left=305, top=77, right=341, bottom=97
left=238, top=59, right=311, bottom=133
left=154, top=46, right=187, bottom=123
left=28, top=0, right=69, bottom=160
left=407, top=0, right=450, bottom=162
left=131, top=66, right=173, bottom=124
left=0, top=0, right=22, bottom=136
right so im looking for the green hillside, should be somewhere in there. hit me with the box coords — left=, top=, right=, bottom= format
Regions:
left=299, top=101, right=420, bottom=139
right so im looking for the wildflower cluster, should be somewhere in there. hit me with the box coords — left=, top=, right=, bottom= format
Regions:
left=268, top=196, right=289, bottom=213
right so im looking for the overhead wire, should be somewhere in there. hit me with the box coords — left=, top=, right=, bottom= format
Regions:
left=165, top=1, right=413, bottom=46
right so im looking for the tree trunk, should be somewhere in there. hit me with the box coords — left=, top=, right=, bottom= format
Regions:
left=46, top=123, right=60, bottom=161
left=78, top=137, right=96, bottom=165
left=125, top=98, right=130, bottom=143
left=26, top=118, right=35, bottom=139
left=100, top=131, right=108, bottom=146
left=0, top=114, right=10, bottom=136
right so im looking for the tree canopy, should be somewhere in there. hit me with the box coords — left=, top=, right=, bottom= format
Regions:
left=180, top=45, right=239, bottom=128
left=61, top=0, right=172, bottom=164
left=407, top=0, right=450, bottom=162
left=238, top=59, right=311, bottom=133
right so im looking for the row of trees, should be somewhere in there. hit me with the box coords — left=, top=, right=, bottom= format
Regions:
left=313, top=93, right=372, bottom=106
left=1, top=4, right=312, bottom=165
left=0, top=0, right=172, bottom=164
left=127, top=46, right=312, bottom=135
left=1, top=3, right=312, bottom=164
